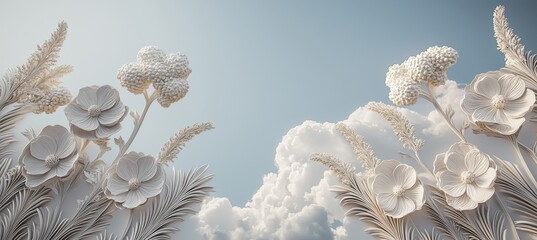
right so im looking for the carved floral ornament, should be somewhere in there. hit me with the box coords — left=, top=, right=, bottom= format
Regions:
left=2, top=4, right=537, bottom=240
left=0, top=21, right=214, bottom=239
left=311, top=5, right=537, bottom=240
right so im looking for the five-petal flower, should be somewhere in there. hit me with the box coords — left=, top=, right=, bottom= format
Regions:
left=434, top=142, right=497, bottom=210
left=104, top=152, right=165, bottom=209
left=372, top=160, right=425, bottom=218
left=19, top=125, right=79, bottom=189
left=64, top=85, right=128, bottom=139
left=461, top=71, right=535, bottom=135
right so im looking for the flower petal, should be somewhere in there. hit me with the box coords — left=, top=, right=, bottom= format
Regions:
left=24, top=155, right=50, bottom=175
left=95, top=124, right=121, bottom=139
left=464, top=150, right=489, bottom=176
left=475, top=168, right=497, bottom=188
left=139, top=168, right=164, bottom=198
left=64, top=103, right=89, bottom=123
left=137, top=156, right=157, bottom=181
left=373, top=175, right=396, bottom=194
left=404, top=182, right=425, bottom=209
left=55, top=132, right=76, bottom=159
left=377, top=193, right=397, bottom=212
left=499, top=74, right=526, bottom=100
left=445, top=194, right=478, bottom=211
left=445, top=152, right=466, bottom=174
left=393, top=164, right=416, bottom=190
left=433, top=153, right=446, bottom=177
left=386, top=196, right=415, bottom=218
left=97, top=85, right=120, bottom=110
left=504, top=89, right=536, bottom=118
left=70, top=125, right=97, bottom=139
left=107, top=174, right=130, bottom=195
left=461, top=91, right=492, bottom=114
left=471, top=106, right=500, bottom=124
left=467, top=184, right=494, bottom=203
left=475, top=74, right=500, bottom=97
left=98, top=103, right=126, bottom=126
left=75, top=86, right=98, bottom=109
left=374, top=160, right=400, bottom=176
left=30, top=135, right=56, bottom=160
left=122, top=190, right=147, bottom=209
left=439, top=171, right=466, bottom=197
left=25, top=171, right=57, bottom=189
left=56, top=154, right=78, bottom=177
left=117, top=157, right=137, bottom=180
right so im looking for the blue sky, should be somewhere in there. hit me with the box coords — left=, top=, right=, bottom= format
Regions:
left=2, top=1, right=537, bottom=238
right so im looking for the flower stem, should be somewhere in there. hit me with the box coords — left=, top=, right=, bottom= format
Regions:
left=508, top=135, right=537, bottom=187
left=112, top=90, right=157, bottom=165
left=493, top=194, right=521, bottom=240
left=413, top=150, right=436, bottom=182
left=421, top=84, right=466, bottom=143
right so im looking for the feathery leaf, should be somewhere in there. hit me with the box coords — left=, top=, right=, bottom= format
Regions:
left=335, top=123, right=379, bottom=174
left=127, top=165, right=213, bottom=240
left=157, top=122, right=214, bottom=165
left=367, top=102, right=424, bottom=152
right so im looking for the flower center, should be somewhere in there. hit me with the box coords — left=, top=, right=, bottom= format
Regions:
left=128, top=178, right=141, bottom=191
left=392, top=185, right=405, bottom=197
left=461, top=171, right=476, bottom=184
left=87, top=105, right=101, bottom=117
left=45, top=154, right=60, bottom=168
left=491, top=94, right=506, bottom=109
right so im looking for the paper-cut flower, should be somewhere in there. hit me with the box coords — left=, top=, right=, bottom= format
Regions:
left=372, top=160, right=425, bottom=218
left=434, top=142, right=497, bottom=211
left=461, top=71, right=535, bottom=135
left=19, top=125, right=79, bottom=189
left=104, top=152, right=165, bottom=209
left=64, top=85, right=128, bottom=139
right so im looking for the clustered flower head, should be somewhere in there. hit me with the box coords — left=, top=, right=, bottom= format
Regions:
left=31, top=85, right=72, bottom=114
left=117, top=45, right=191, bottom=107
left=103, top=152, right=165, bottom=209
left=372, top=160, right=425, bottom=218
left=434, top=142, right=497, bottom=211
left=385, top=46, right=458, bottom=106
left=461, top=71, right=535, bottom=136
left=19, top=125, right=79, bottom=189
left=64, top=85, right=128, bottom=139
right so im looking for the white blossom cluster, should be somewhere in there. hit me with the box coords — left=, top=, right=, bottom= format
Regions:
left=117, top=46, right=191, bottom=107
left=30, top=86, right=72, bottom=114
left=386, top=46, right=458, bottom=106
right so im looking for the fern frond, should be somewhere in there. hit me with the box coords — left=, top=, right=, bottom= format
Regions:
left=157, top=122, right=214, bottom=165
left=335, top=123, right=379, bottom=173
left=27, top=208, right=69, bottom=240
left=127, top=165, right=213, bottom=240
left=0, top=166, right=26, bottom=213
left=0, top=105, right=32, bottom=160
left=367, top=102, right=424, bottom=152
left=0, top=186, right=52, bottom=240
left=496, top=159, right=537, bottom=234
left=332, top=174, right=415, bottom=240
left=472, top=203, right=508, bottom=240
left=0, top=159, right=12, bottom=178
left=422, top=187, right=461, bottom=240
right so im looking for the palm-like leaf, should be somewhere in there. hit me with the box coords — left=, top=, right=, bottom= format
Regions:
left=27, top=208, right=69, bottom=240
left=0, top=105, right=32, bottom=160
left=126, top=165, right=213, bottom=240
left=496, top=159, right=537, bottom=234
left=0, top=166, right=26, bottom=213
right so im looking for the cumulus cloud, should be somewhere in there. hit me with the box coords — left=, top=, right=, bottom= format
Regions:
left=177, top=81, right=491, bottom=239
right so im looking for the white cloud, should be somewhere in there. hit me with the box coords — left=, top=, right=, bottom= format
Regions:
left=177, top=81, right=495, bottom=239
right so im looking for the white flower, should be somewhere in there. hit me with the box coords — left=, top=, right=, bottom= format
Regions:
left=434, top=142, right=497, bottom=211
left=461, top=71, right=535, bottom=135
left=137, top=45, right=166, bottom=65
left=117, top=63, right=151, bottom=95
left=156, top=78, right=189, bottom=108
left=104, top=152, right=165, bottom=209
left=388, top=77, right=419, bottom=106
left=19, top=125, right=79, bottom=189
left=32, top=85, right=72, bottom=114
left=372, top=160, right=425, bottom=218
left=64, top=85, right=128, bottom=139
